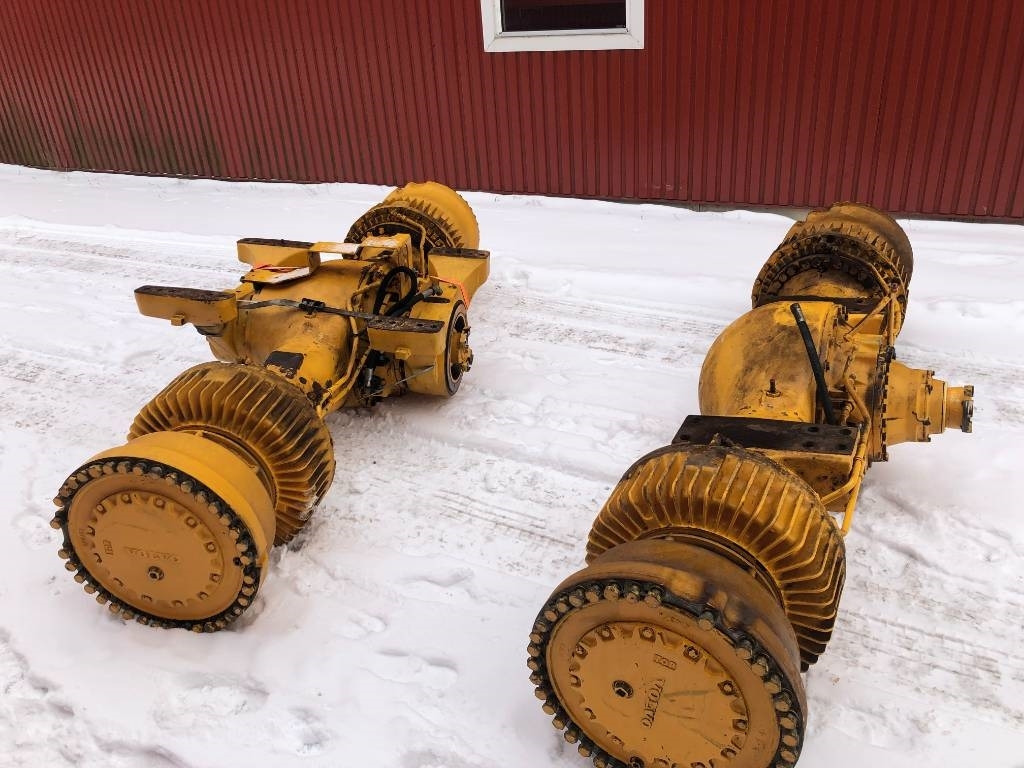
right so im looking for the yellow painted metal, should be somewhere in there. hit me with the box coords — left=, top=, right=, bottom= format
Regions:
left=531, top=203, right=973, bottom=768
left=58, top=431, right=274, bottom=627
left=135, top=286, right=239, bottom=328
left=236, top=240, right=320, bottom=270
left=53, top=182, right=489, bottom=631
left=699, top=301, right=839, bottom=423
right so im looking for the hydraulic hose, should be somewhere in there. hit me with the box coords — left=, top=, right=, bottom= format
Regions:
left=791, top=302, right=838, bottom=425
left=372, top=265, right=418, bottom=315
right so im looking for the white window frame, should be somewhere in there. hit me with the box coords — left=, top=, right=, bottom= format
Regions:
left=480, top=0, right=644, bottom=52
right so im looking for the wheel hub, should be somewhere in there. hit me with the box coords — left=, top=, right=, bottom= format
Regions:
left=565, top=620, right=751, bottom=767
left=67, top=477, right=246, bottom=620
left=52, top=431, right=274, bottom=630
left=529, top=542, right=807, bottom=768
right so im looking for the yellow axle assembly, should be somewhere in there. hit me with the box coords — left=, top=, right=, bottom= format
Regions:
left=52, top=182, right=488, bottom=631
left=528, top=204, right=973, bottom=768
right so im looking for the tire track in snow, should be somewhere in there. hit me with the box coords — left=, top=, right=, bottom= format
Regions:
left=825, top=610, right=1024, bottom=726
left=826, top=514, right=1024, bottom=727
left=314, top=437, right=594, bottom=573
left=0, top=238, right=233, bottom=286
left=476, top=289, right=720, bottom=367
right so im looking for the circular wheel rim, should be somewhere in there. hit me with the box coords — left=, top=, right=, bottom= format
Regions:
left=64, top=464, right=253, bottom=622
left=52, top=431, right=273, bottom=631
left=531, top=579, right=803, bottom=768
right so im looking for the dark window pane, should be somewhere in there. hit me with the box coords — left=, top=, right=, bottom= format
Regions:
left=501, top=0, right=627, bottom=32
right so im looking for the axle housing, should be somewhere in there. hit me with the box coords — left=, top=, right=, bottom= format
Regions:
left=528, top=204, right=973, bottom=768
left=53, top=183, right=488, bottom=631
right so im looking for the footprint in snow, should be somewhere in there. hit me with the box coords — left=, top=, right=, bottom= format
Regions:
left=337, top=609, right=388, bottom=640
left=152, top=675, right=269, bottom=732
left=13, top=508, right=52, bottom=549
left=0, top=631, right=76, bottom=728
left=400, top=568, right=476, bottom=604
left=368, top=649, right=458, bottom=690
left=277, top=706, right=331, bottom=756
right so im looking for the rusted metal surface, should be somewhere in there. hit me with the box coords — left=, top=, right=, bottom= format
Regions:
left=0, top=0, right=1021, bottom=219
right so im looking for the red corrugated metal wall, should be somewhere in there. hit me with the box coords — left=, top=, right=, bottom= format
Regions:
left=1, top=0, right=1022, bottom=219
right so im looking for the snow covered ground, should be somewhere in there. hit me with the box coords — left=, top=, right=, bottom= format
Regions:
left=0, top=164, right=1022, bottom=768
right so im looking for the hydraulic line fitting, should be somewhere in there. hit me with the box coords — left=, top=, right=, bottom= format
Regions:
left=528, top=203, right=974, bottom=768
left=52, top=183, right=489, bottom=631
